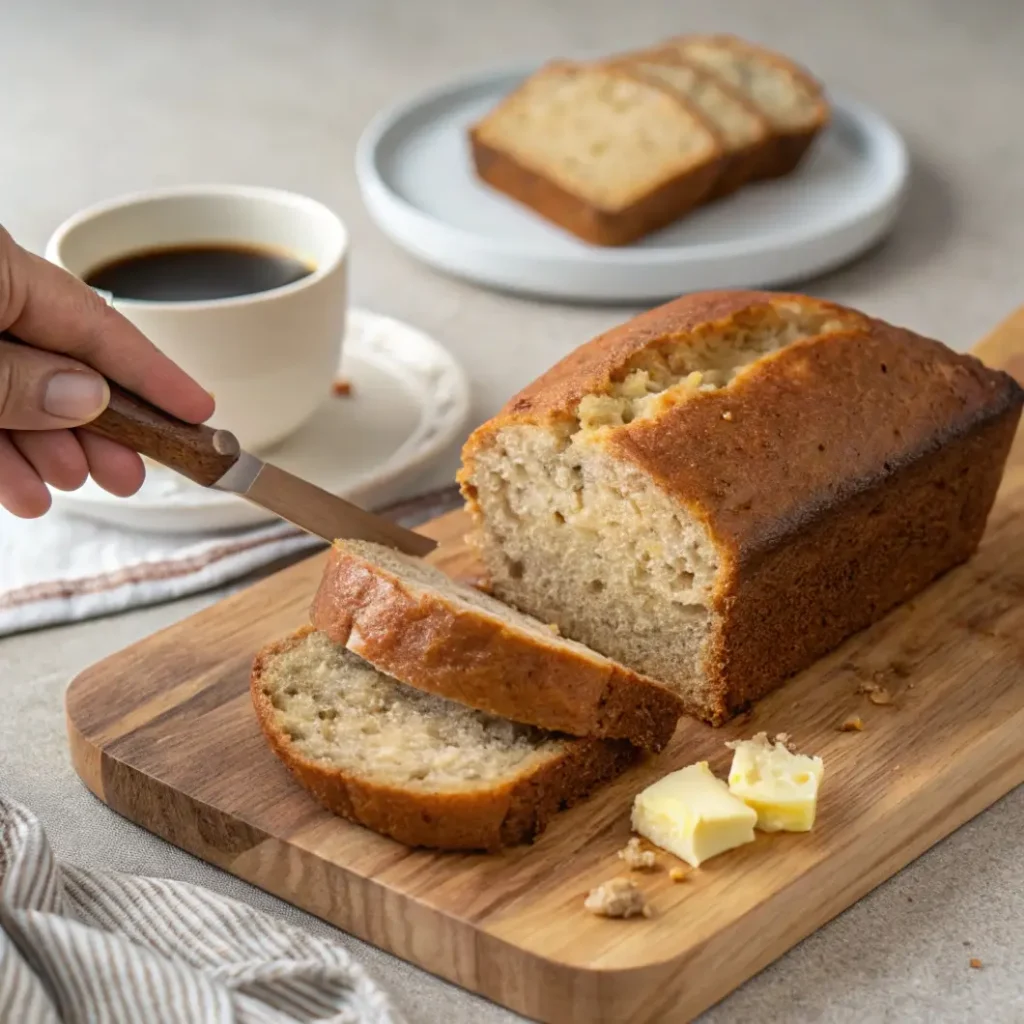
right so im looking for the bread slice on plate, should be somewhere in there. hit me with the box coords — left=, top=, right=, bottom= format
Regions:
left=664, top=35, right=830, bottom=179
left=310, top=539, right=683, bottom=751
left=469, top=60, right=722, bottom=246
left=610, top=48, right=772, bottom=198
left=251, top=627, right=636, bottom=850
left=459, top=290, right=1023, bottom=725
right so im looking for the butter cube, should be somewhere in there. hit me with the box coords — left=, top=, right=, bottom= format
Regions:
left=631, top=761, right=757, bottom=867
left=727, top=733, right=824, bottom=833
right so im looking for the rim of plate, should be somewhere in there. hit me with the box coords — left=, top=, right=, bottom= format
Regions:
left=51, top=308, right=470, bottom=515
left=355, top=64, right=910, bottom=266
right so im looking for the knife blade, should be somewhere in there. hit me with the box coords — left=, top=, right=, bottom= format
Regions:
left=0, top=329, right=436, bottom=556
left=87, top=379, right=437, bottom=556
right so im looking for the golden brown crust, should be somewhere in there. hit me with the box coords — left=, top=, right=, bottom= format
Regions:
left=250, top=628, right=637, bottom=850
left=459, top=292, right=1024, bottom=724
left=309, top=543, right=682, bottom=751
left=462, top=292, right=863, bottom=443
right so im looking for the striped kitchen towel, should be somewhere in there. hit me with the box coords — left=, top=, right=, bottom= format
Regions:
left=0, top=796, right=401, bottom=1024
left=0, top=486, right=463, bottom=638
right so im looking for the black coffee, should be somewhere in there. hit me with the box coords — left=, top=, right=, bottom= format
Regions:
left=84, top=243, right=313, bottom=302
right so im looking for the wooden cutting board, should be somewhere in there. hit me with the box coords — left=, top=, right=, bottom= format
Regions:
left=67, top=311, right=1024, bottom=1024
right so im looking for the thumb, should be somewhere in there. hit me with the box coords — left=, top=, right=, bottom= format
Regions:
left=0, top=336, right=110, bottom=430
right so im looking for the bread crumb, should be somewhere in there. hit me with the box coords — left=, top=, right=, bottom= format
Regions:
left=545, top=621, right=562, bottom=636
left=970, top=958, right=983, bottom=969
left=584, top=878, right=652, bottom=918
left=617, top=837, right=657, bottom=871
left=840, top=716, right=864, bottom=732
left=332, top=378, right=353, bottom=397
left=669, top=867, right=687, bottom=883
left=721, top=410, right=734, bottom=421
left=857, top=679, right=895, bottom=706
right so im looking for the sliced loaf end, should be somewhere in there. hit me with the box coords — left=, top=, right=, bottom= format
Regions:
left=310, top=539, right=683, bottom=751
left=251, top=627, right=637, bottom=850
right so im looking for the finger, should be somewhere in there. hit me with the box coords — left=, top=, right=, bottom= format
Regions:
left=0, top=337, right=109, bottom=430
left=11, top=430, right=89, bottom=491
left=0, top=432, right=51, bottom=517
left=76, top=430, right=145, bottom=497
left=0, top=227, right=215, bottom=424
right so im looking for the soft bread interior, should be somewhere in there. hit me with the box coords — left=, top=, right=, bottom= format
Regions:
left=627, top=57, right=766, bottom=150
left=337, top=539, right=614, bottom=663
left=473, top=63, right=718, bottom=211
left=258, top=630, right=567, bottom=792
left=465, top=303, right=857, bottom=710
left=675, top=39, right=822, bottom=131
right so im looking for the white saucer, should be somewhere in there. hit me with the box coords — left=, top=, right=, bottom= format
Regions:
left=356, top=65, right=909, bottom=303
left=51, top=309, right=470, bottom=535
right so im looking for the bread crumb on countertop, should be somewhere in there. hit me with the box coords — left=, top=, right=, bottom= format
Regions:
left=858, top=681, right=894, bottom=705
left=584, top=878, right=652, bottom=918
left=839, top=716, right=864, bottom=732
left=617, top=837, right=657, bottom=871
left=970, top=958, right=983, bottom=969
left=331, top=378, right=353, bottom=397
left=669, top=867, right=687, bottom=883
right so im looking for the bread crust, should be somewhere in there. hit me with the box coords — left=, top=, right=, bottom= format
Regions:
left=460, top=292, right=1024, bottom=724
left=251, top=627, right=637, bottom=851
left=310, top=543, right=682, bottom=751
left=469, top=63, right=723, bottom=247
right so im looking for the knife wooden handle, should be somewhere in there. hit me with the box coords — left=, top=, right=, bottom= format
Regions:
left=86, top=382, right=240, bottom=488
left=0, top=329, right=238, bottom=487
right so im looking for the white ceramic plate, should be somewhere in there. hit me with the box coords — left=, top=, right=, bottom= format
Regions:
left=356, top=66, right=910, bottom=303
left=51, top=309, right=470, bottom=534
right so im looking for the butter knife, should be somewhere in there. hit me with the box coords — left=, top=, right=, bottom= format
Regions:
left=0, top=323, right=436, bottom=556
left=83, top=379, right=437, bottom=556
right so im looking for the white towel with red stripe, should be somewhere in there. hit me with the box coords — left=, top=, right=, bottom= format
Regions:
left=0, top=795, right=401, bottom=1024
left=0, top=487, right=461, bottom=638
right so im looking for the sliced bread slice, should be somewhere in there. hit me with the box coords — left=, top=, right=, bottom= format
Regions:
left=470, top=60, right=722, bottom=246
left=251, top=627, right=636, bottom=850
left=611, top=49, right=771, bottom=198
left=310, top=539, right=683, bottom=751
left=665, top=35, right=829, bottom=179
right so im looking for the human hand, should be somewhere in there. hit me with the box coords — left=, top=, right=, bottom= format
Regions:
left=0, top=224, right=215, bottom=517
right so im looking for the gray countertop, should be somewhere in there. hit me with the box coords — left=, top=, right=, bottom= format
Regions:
left=2, top=0, right=1022, bottom=1020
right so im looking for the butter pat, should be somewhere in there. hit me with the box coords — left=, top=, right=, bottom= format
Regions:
left=631, top=761, right=757, bottom=867
left=727, top=733, right=824, bottom=833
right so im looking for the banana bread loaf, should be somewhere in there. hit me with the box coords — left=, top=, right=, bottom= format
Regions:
left=458, top=291, right=1023, bottom=724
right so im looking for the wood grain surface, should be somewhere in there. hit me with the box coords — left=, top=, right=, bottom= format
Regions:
left=66, top=313, right=1024, bottom=1024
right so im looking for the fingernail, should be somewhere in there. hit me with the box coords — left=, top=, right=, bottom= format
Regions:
left=44, top=372, right=109, bottom=420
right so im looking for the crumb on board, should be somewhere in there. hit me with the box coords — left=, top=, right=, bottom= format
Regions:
left=970, top=958, right=983, bottom=969
left=669, top=867, right=687, bottom=883
left=721, top=410, right=734, bottom=421
left=331, top=378, right=353, bottom=397
left=857, top=681, right=894, bottom=705
left=584, top=878, right=652, bottom=919
left=840, top=716, right=864, bottom=732
left=617, top=837, right=657, bottom=871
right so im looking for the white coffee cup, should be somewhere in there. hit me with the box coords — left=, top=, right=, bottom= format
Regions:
left=45, top=184, right=348, bottom=452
